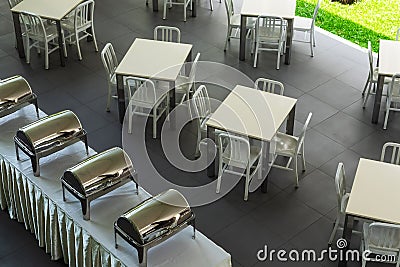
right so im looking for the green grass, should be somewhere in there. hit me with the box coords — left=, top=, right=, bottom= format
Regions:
left=296, top=0, right=400, bottom=52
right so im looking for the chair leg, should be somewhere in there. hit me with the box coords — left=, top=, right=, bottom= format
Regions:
left=312, top=29, right=316, bottom=47
left=44, top=42, right=49, bottom=70
left=383, top=105, right=390, bottom=130
left=328, top=214, right=340, bottom=246
left=209, top=0, right=213, bottom=10
left=128, top=105, right=133, bottom=134
left=224, top=27, right=230, bottom=51
left=106, top=84, right=112, bottom=112
left=361, top=75, right=370, bottom=96
left=244, top=167, right=250, bottom=201
left=276, top=49, right=281, bottom=70
left=183, top=2, right=187, bottom=22
left=153, top=107, right=157, bottom=139
left=362, top=83, right=373, bottom=108
left=163, top=0, right=167, bottom=19
left=216, top=163, right=223, bottom=193
left=253, top=42, right=259, bottom=68
left=92, top=25, right=99, bottom=52
left=301, top=145, right=306, bottom=172
left=310, top=31, right=314, bottom=57
left=76, top=32, right=82, bottom=60
left=294, top=156, right=299, bottom=188
left=26, top=38, right=31, bottom=64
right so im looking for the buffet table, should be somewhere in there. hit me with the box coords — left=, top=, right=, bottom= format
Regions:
left=0, top=106, right=231, bottom=267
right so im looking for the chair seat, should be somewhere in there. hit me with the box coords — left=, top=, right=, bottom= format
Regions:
left=294, top=16, right=313, bottom=31
left=274, top=132, right=299, bottom=157
left=131, top=85, right=169, bottom=109
left=28, top=24, right=59, bottom=41
left=175, top=74, right=191, bottom=94
left=221, top=144, right=261, bottom=169
left=258, top=26, right=283, bottom=43
left=61, top=16, right=91, bottom=33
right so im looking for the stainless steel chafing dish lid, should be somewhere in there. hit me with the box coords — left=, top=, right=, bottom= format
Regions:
left=0, top=75, right=32, bottom=109
left=116, top=189, right=192, bottom=245
left=62, top=147, right=135, bottom=197
left=15, top=110, right=83, bottom=151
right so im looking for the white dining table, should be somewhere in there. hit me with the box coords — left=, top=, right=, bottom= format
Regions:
left=11, top=0, right=84, bottom=67
left=115, top=38, right=193, bottom=123
left=239, top=0, right=297, bottom=63
left=372, top=40, right=400, bottom=124
left=206, top=85, right=297, bottom=191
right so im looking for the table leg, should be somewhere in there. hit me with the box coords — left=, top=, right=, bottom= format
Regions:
left=207, top=126, right=216, bottom=177
left=56, top=21, right=66, bottom=67
left=338, top=215, right=354, bottom=267
left=12, top=12, right=25, bottom=59
left=169, top=81, right=176, bottom=129
left=186, top=50, right=192, bottom=76
left=239, top=15, right=247, bottom=61
left=284, top=18, right=294, bottom=65
left=117, top=74, right=125, bottom=124
left=191, top=0, right=197, bottom=17
left=372, top=75, right=384, bottom=124
left=260, top=141, right=270, bottom=193
left=286, top=104, right=296, bottom=135
left=152, top=0, right=158, bottom=12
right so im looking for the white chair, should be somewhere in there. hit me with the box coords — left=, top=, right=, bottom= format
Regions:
left=293, top=0, right=320, bottom=57
left=126, top=77, right=169, bottom=139
left=254, top=78, right=284, bottom=95
left=380, top=142, right=400, bottom=164
left=100, top=43, right=119, bottom=112
left=154, top=25, right=181, bottom=42
left=361, top=222, right=400, bottom=267
left=20, top=12, right=63, bottom=70
left=163, top=0, right=192, bottom=22
left=383, top=74, right=400, bottom=130
left=271, top=112, right=312, bottom=187
left=396, top=28, right=400, bottom=41
left=175, top=52, right=200, bottom=105
left=216, top=133, right=262, bottom=201
left=362, top=41, right=391, bottom=108
left=223, top=0, right=255, bottom=51
left=61, top=0, right=98, bottom=60
left=253, top=16, right=286, bottom=70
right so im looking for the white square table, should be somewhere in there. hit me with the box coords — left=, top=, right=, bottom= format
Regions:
left=11, top=0, right=84, bottom=67
left=115, top=38, right=193, bottom=123
left=340, top=158, right=400, bottom=266
left=206, top=85, right=297, bottom=188
left=372, top=40, right=400, bottom=124
left=239, top=0, right=297, bottom=63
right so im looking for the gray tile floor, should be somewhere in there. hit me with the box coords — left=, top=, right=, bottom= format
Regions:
left=0, top=0, right=397, bottom=266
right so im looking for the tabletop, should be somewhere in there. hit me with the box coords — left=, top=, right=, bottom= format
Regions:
left=346, top=158, right=400, bottom=224
left=11, top=0, right=83, bottom=20
left=241, top=0, right=296, bottom=18
left=206, top=85, right=297, bottom=141
left=115, top=38, right=193, bottom=82
left=378, top=40, right=400, bottom=76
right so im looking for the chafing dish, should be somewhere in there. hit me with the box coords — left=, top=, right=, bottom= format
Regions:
left=114, top=189, right=196, bottom=267
left=62, top=147, right=139, bottom=220
left=0, top=75, right=39, bottom=119
left=14, top=110, right=88, bottom=176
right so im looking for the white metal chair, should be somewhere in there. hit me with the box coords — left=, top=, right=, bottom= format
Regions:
left=271, top=112, right=312, bottom=188
left=253, top=16, right=286, bottom=70
left=216, top=133, right=262, bottom=201
left=20, top=12, right=63, bottom=70
left=383, top=74, right=400, bottom=130
left=126, top=77, right=169, bottom=139
left=163, top=0, right=192, bottom=22
left=254, top=78, right=284, bottom=95
left=361, top=222, right=400, bottom=267
left=396, top=28, right=400, bottom=41
left=100, top=43, right=119, bottom=112
left=154, top=25, right=181, bottom=43
left=61, top=0, right=98, bottom=60
left=362, top=41, right=391, bottom=108
left=293, top=0, right=320, bottom=57
left=223, top=0, right=255, bottom=51
left=175, top=52, right=200, bottom=105
left=380, top=142, right=400, bottom=164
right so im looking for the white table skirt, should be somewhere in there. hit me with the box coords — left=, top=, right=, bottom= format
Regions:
left=0, top=106, right=232, bottom=267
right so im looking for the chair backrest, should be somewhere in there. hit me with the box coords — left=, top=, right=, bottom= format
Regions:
left=380, top=142, right=400, bottom=165
left=192, top=85, right=212, bottom=122
left=311, top=0, right=321, bottom=27
left=101, top=43, right=118, bottom=83
left=387, top=73, right=400, bottom=102
left=224, top=0, right=235, bottom=25
left=154, top=26, right=181, bottom=43
left=255, top=16, right=284, bottom=42
left=73, top=0, right=95, bottom=30
left=20, top=12, right=46, bottom=38
left=8, top=0, right=22, bottom=8
left=254, top=78, right=284, bottom=95
left=396, top=28, right=400, bottom=41
left=296, top=112, right=312, bottom=154
left=186, top=53, right=201, bottom=92
left=125, top=77, right=157, bottom=104
left=335, top=162, right=347, bottom=213
left=364, top=222, right=400, bottom=254
left=367, top=41, right=374, bottom=78
left=218, top=133, right=250, bottom=168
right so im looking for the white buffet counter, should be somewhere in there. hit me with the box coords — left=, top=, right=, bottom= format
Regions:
left=0, top=106, right=231, bottom=267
